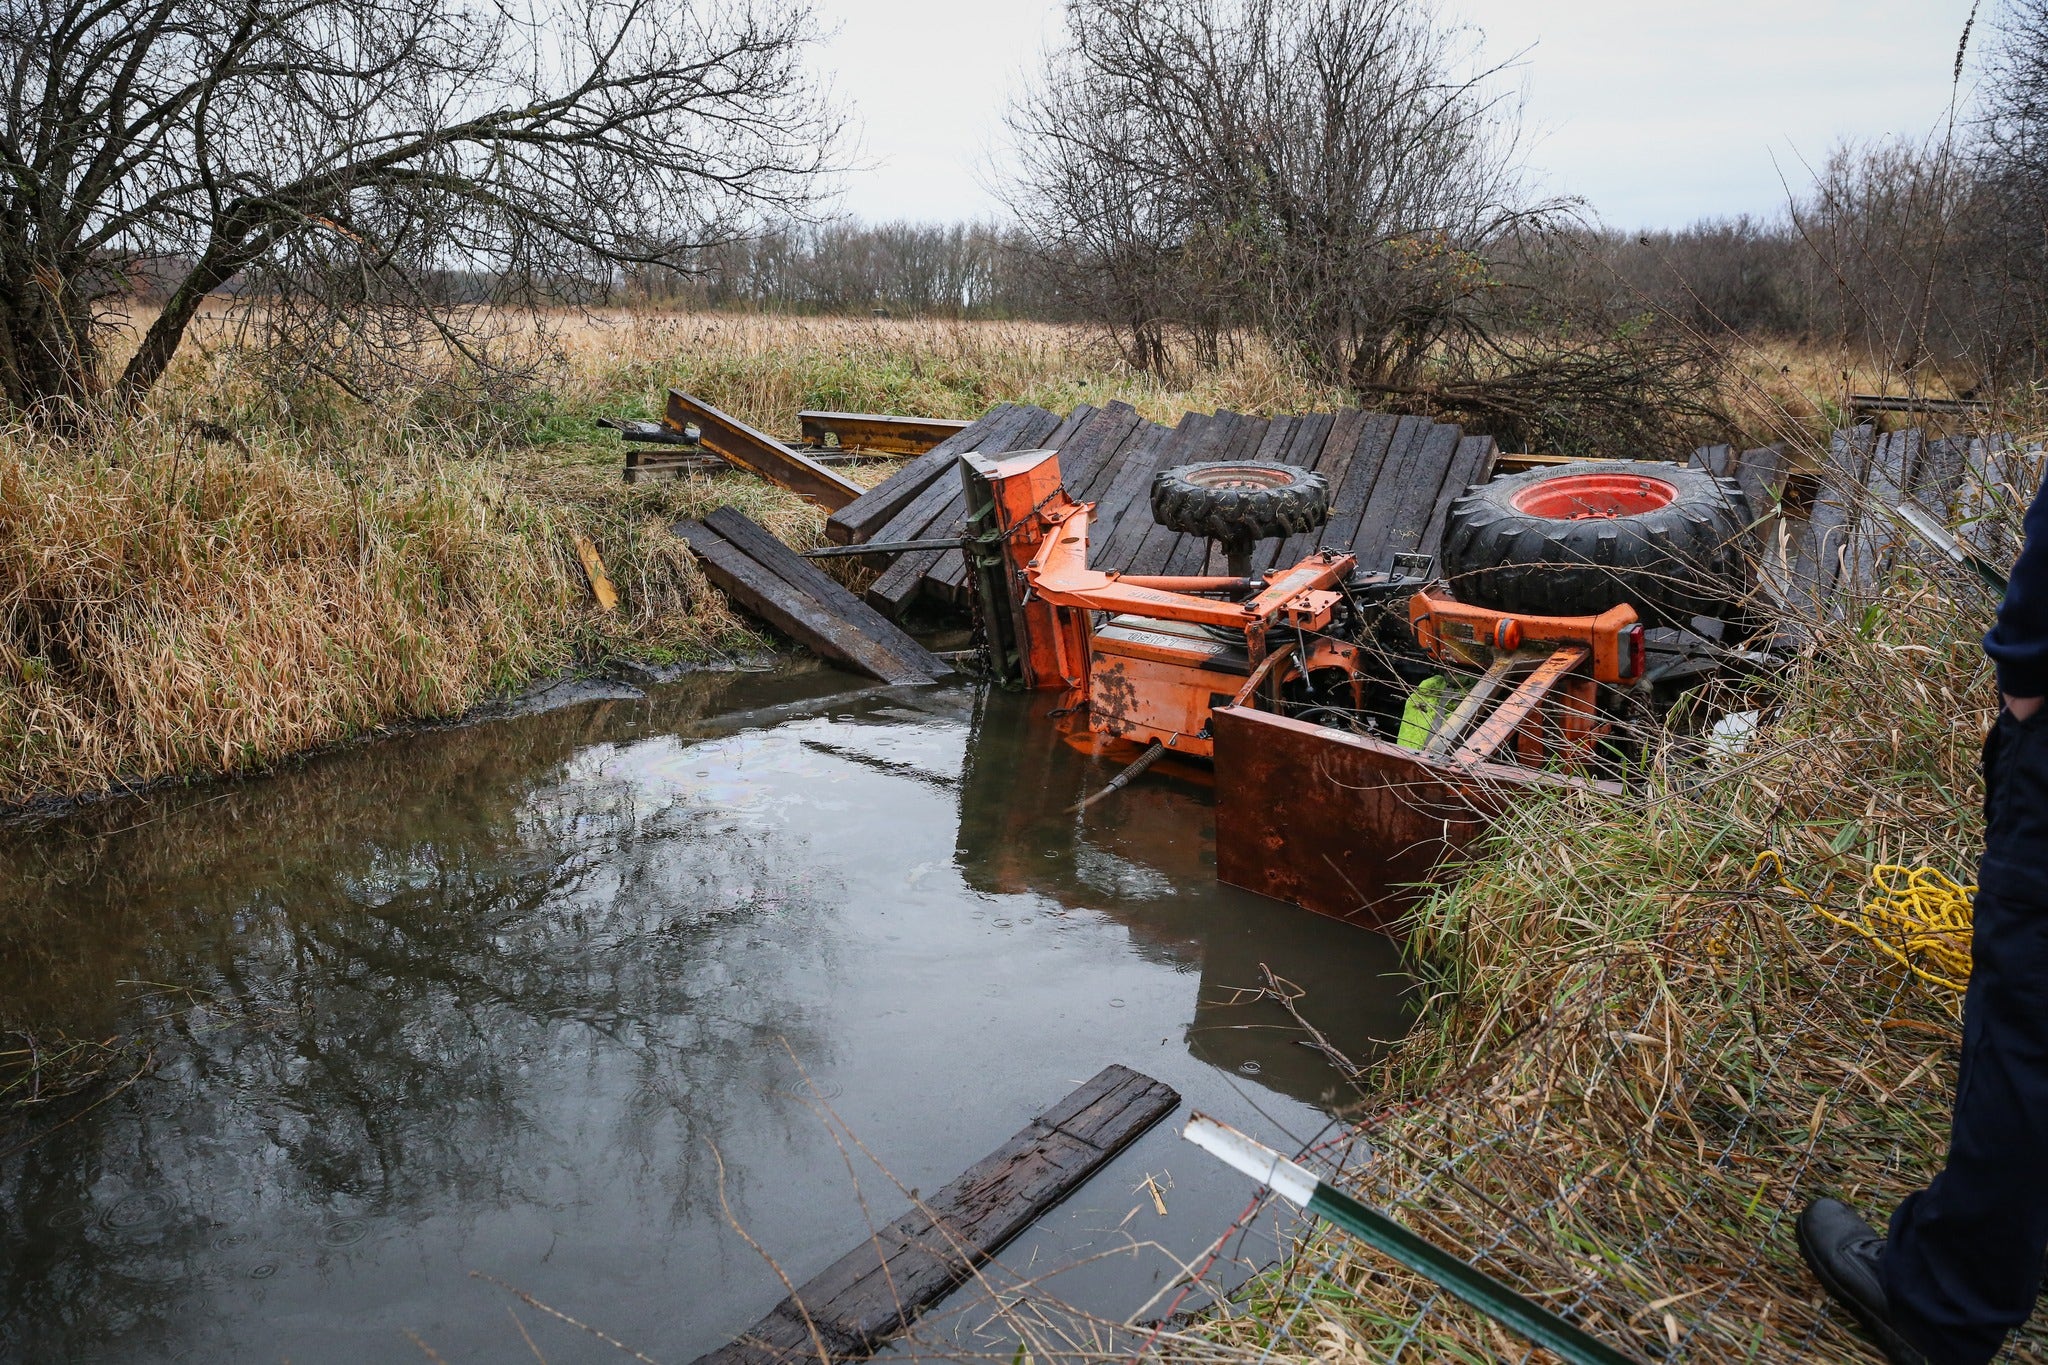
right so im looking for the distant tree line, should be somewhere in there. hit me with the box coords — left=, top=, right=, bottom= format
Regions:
left=623, top=221, right=1063, bottom=318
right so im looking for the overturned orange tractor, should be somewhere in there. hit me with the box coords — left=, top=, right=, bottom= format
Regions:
left=959, top=447, right=1756, bottom=924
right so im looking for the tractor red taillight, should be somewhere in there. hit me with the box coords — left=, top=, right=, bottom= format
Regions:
left=1621, top=624, right=1646, bottom=680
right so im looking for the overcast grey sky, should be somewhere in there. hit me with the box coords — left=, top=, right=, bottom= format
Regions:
left=808, top=0, right=1984, bottom=231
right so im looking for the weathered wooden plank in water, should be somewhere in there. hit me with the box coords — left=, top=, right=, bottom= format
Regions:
left=1734, top=445, right=1789, bottom=517
left=1051, top=402, right=1147, bottom=504
left=1064, top=409, right=1163, bottom=509
left=1839, top=427, right=1921, bottom=597
left=825, top=406, right=1018, bottom=545
left=701, top=508, right=949, bottom=680
left=1690, top=444, right=1734, bottom=479
left=1911, top=433, right=1970, bottom=516
left=1262, top=411, right=1345, bottom=571
left=668, top=389, right=866, bottom=511
left=1081, top=419, right=1176, bottom=569
left=1306, top=413, right=1399, bottom=569
left=674, top=521, right=936, bottom=686
left=692, top=1065, right=1180, bottom=1365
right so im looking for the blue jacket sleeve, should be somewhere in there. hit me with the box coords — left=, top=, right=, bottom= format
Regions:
left=1986, top=478, right=2048, bottom=698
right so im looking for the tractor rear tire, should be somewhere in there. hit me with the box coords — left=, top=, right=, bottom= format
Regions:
left=1150, top=463, right=1330, bottom=545
left=1440, top=461, right=1751, bottom=627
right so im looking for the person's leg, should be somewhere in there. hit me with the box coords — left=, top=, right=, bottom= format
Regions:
left=1882, top=711, right=2048, bottom=1364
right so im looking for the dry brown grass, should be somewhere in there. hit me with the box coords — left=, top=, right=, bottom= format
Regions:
left=1161, top=559, right=2038, bottom=1361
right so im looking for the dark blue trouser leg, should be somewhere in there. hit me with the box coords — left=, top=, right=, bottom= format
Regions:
left=1883, top=711, right=2048, bottom=1365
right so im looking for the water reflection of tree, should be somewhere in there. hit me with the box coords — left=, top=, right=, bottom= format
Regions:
left=0, top=671, right=863, bottom=1357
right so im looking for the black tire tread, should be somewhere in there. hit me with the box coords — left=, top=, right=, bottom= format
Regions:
left=1150, top=463, right=1330, bottom=545
left=1441, top=460, right=1751, bottom=626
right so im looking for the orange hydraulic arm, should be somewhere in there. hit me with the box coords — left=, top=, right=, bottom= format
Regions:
left=967, top=447, right=1353, bottom=695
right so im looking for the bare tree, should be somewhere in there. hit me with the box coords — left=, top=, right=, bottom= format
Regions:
left=1006, top=0, right=1561, bottom=386
left=1972, top=0, right=2048, bottom=381
left=0, top=0, right=842, bottom=415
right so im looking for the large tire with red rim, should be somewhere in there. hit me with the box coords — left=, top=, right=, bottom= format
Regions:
left=1150, top=462, right=1329, bottom=547
left=1441, top=460, right=1751, bottom=626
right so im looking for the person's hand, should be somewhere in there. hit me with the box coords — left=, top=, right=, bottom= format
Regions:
left=2006, top=694, right=2043, bottom=722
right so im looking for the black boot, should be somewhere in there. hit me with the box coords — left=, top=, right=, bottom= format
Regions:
left=1797, top=1197, right=1933, bottom=1365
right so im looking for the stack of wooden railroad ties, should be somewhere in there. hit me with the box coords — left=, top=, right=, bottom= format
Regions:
left=608, top=387, right=2041, bottom=683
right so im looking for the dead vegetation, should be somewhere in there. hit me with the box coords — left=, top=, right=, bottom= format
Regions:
left=1154, top=553, right=2042, bottom=1360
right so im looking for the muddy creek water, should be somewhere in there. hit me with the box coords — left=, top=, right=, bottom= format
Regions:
left=0, top=666, right=1411, bottom=1363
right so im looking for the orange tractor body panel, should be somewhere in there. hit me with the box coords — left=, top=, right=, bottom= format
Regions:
left=960, top=446, right=1640, bottom=923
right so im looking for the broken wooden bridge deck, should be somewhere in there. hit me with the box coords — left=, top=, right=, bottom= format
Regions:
left=824, top=400, right=1500, bottom=618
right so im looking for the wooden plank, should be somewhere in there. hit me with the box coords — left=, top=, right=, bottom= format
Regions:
left=1261, top=411, right=1344, bottom=571
left=668, top=389, right=865, bottom=511
left=692, top=1065, right=1179, bottom=1365
left=825, top=406, right=1019, bottom=545
left=1847, top=392, right=1992, bottom=416
left=1788, top=425, right=1874, bottom=616
left=674, top=521, right=936, bottom=686
left=1087, top=413, right=1209, bottom=575
left=1418, top=434, right=1497, bottom=565
left=1955, top=435, right=2024, bottom=562
left=928, top=407, right=1083, bottom=602
left=870, top=406, right=1046, bottom=548
left=1733, top=445, right=1790, bottom=518
left=1308, top=413, right=1402, bottom=568
left=800, top=411, right=973, bottom=455
left=1689, top=444, right=1734, bottom=479
left=1050, top=402, right=1146, bottom=503
left=864, top=406, right=1055, bottom=614
left=870, top=407, right=1067, bottom=614
left=573, top=535, right=620, bottom=612
left=1072, top=418, right=1169, bottom=507
left=1124, top=411, right=1240, bottom=577
left=1912, top=432, right=1970, bottom=516
left=1838, top=427, right=1920, bottom=596
left=1368, top=421, right=1463, bottom=569
left=701, top=508, right=950, bottom=680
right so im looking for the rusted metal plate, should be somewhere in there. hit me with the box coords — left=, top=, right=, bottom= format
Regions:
left=667, top=388, right=865, bottom=511
left=1212, top=707, right=1539, bottom=924
left=798, top=409, right=972, bottom=455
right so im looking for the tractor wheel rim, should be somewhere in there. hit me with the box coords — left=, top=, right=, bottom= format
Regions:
left=1186, top=464, right=1294, bottom=491
left=1510, top=472, right=1678, bottom=520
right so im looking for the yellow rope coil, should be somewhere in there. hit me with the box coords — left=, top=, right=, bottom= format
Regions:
left=1750, top=852, right=1974, bottom=995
